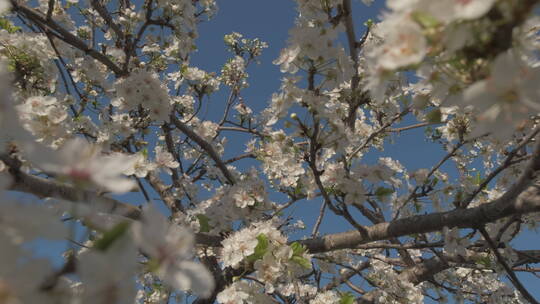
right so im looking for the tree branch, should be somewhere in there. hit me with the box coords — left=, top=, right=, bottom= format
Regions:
left=1, top=154, right=222, bottom=247
left=300, top=136, right=540, bottom=253
left=479, top=226, right=539, bottom=304
left=2, top=154, right=142, bottom=219
left=90, top=0, right=126, bottom=43
left=170, top=115, right=236, bottom=185
left=11, top=0, right=126, bottom=76
left=298, top=182, right=540, bottom=253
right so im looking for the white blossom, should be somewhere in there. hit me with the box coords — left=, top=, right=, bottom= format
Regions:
left=462, top=51, right=540, bottom=140
left=154, top=146, right=179, bottom=174
left=123, top=152, right=156, bottom=178
left=132, top=205, right=214, bottom=298
left=24, top=137, right=137, bottom=193
left=273, top=45, right=300, bottom=73
left=371, top=14, right=427, bottom=70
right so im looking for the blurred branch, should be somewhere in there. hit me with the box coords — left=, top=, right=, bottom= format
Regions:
left=0, top=154, right=222, bottom=247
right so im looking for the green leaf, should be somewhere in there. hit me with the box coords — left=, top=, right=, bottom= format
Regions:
left=0, top=18, right=21, bottom=33
left=290, top=242, right=311, bottom=268
left=411, top=11, right=440, bottom=29
left=290, top=242, right=306, bottom=256
left=426, top=108, right=442, bottom=123
left=293, top=182, right=303, bottom=196
left=475, top=256, right=491, bottom=268
left=474, top=171, right=482, bottom=185
left=196, top=214, right=211, bottom=233
left=340, top=293, right=355, bottom=304
left=180, top=65, right=188, bottom=74
left=414, top=201, right=422, bottom=212
left=247, top=234, right=269, bottom=262
left=325, top=186, right=337, bottom=195
left=93, top=221, right=131, bottom=251
left=430, top=177, right=439, bottom=187
left=375, top=187, right=394, bottom=200
left=364, top=19, right=374, bottom=28
left=291, top=255, right=311, bottom=269
left=147, top=258, right=161, bottom=272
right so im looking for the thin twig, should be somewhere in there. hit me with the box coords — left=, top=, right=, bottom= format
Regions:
left=170, top=114, right=236, bottom=184
left=462, top=126, right=540, bottom=208
left=479, top=226, right=539, bottom=304
left=311, top=200, right=327, bottom=237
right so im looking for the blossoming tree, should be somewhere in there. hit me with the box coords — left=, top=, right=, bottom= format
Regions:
left=1, top=0, right=540, bottom=303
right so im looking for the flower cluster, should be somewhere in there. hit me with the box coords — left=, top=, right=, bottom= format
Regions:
left=365, top=0, right=540, bottom=139
left=221, top=56, right=248, bottom=89
left=220, top=221, right=311, bottom=294
left=114, top=69, right=172, bottom=122
left=252, top=131, right=305, bottom=188
left=16, top=95, right=71, bottom=147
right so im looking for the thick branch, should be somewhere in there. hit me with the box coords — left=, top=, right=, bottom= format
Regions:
left=2, top=155, right=222, bottom=247
left=3, top=158, right=142, bottom=219
left=300, top=137, right=540, bottom=253
left=299, top=183, right=540, bottom=253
